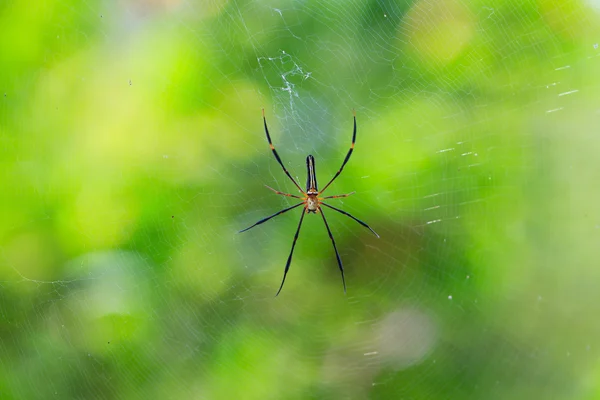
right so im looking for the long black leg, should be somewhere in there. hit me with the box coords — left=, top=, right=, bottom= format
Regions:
left=320, top=111, right=356, bottom=194
left=239, top=202, right=304, bottom=233
left=321, top=202, right=379, bottom=238
left=276, top=208, right=306, bottom=296
left=262, top=109, right=304, bottom=194
left=319, top=208, right=347, bottom=294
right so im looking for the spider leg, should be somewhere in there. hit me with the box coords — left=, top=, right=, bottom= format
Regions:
left=319, top=208, right=347, bottom=294
left=321, top=191, right=356, bottom=200
left=276, top=207, right=307, bottom=296
left=321, top=202, right=380, bottom=238
left=262, top=109, right=305, bottom=194
left=319, top=111, right=356, bottom=194
left=239, top=202, right=304, bottom=233
left=265, top=185, right=304, bottom=199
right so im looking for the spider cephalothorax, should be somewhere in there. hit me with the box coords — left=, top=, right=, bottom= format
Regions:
left=239, top=109, right=379, bottom=296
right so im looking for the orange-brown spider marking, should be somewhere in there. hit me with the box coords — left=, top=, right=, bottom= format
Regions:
left=239, top=110, right=379, bottom=296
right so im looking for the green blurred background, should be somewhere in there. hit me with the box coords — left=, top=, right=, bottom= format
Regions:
left=1, top=0, right=600, bottom=399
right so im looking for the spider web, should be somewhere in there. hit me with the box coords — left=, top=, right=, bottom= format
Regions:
left=1, top=0, right=600, bottom=399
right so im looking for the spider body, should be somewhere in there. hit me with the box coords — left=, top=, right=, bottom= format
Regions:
left=305, top=155, right=320, bottom=212
left=240, top=110, right=379, bottom=296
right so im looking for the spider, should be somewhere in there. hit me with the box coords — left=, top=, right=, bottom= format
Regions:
left=240, top=109, right=379, bottom=296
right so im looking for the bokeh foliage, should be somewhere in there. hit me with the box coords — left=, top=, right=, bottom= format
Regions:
left=1, top=0, right=600, bottom=399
